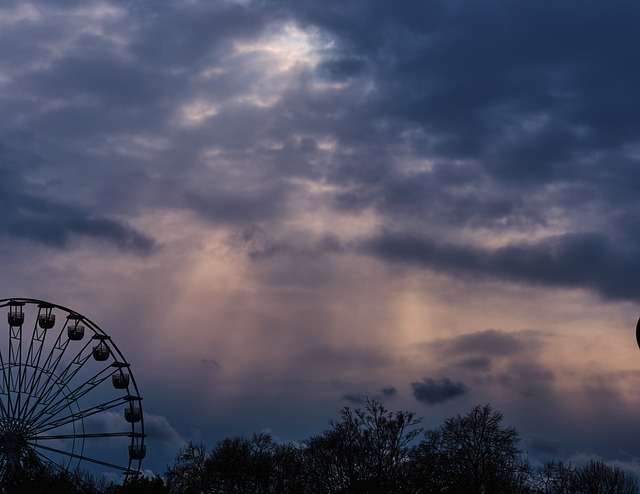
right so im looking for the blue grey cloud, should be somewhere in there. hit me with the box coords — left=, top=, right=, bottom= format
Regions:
left=362, top=232, right=639, bottom=301
left=411, top=377, right=468, bottom=405
left=456, top=356, right=492, bottom=372
left=432, top=329, right=534, bottom=357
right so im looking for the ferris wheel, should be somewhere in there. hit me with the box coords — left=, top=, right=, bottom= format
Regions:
left=0, top=298, right=145, bottom=479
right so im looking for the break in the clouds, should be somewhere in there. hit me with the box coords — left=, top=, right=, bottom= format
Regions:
left=411, top=377, right=468, bottom=405
left=1, top=0, right=640, bottom=478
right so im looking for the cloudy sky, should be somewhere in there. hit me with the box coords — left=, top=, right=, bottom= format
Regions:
left=2, top=0, right=640, bottom=477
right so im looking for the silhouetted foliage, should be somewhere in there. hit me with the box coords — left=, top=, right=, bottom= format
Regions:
left=532, top=460, right=576, bottom=494
left=410, top=404, right=530, bottom=494
left=21, top=399, right=639, bottom=494
left=301, top=397, right=422, bottom=493
left=205, top=433, right=276, bottom=493
left=0, top=463, right=101, bottom=494
left=165, top=441, right=208, bottom=494
left=529, top=458, right=640, bottom=494
left=112, top=474, right=169, bottom=494
left=572, top=459, right=638, bottom=494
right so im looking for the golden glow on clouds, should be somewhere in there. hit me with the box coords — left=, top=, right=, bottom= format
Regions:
left=233, top=94, right=280, bottom=108
left=178, top=23, right=326, bottom=121
left=316, top=137, right=338, bottom=151
left=234, top=23, right=321, bottom=73
left=102, top=135, right=171, bottom=159
left=259, top=139, right=285, bottom=150
left=179, top=101, right=220, bottom=126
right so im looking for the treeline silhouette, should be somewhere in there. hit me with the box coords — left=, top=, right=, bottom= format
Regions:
left=4, top=399, right=638, bottom=493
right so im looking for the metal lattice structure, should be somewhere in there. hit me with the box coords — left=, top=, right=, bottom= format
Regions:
left=0, top=298, right=145, bottom=479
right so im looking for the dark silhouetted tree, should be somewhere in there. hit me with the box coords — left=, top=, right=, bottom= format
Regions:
left=157, top=403, right=640, bottom=494
left=532, top=460, right=576, bottom=494
left=165, top=433, right=306, bottom=494
left=0, top=463, right=101, bottom=494
left=205, top=433, right=276, bottom=493
left=269, top=441, right=307, bottom=494
left=112, top=474, right=169, bottom=494
left=302, top=397, right=422, bottom=493
left=571, top=459, right=638, bottom=494
left=165, top=441, right=209, bottom=494
left=411, top=403, right=529, bottom=494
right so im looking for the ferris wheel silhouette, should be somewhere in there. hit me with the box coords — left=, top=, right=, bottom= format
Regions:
left=0, top=298, right=145, bottom=479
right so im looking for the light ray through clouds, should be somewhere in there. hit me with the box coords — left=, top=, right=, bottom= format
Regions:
left=1, top=0, right=640, bottom=477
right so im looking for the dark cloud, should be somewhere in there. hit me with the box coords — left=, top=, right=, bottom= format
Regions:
left=316, top=57, right=367, bottom=82
left=184, top=181, right=290, bottom=225
left=340, top=387, right=397, bottom=405
left=430, top=330, right=553, bottom=398
left=301, top=345, right=394, bottom=372
left=201, top=359, right=221, bottom=369
left=143, top=414, right=184, bottom=444
left=340, top=393, right=364, bottom=405
left=363, top=232, right=640, bottom=301
left=528, top=436, right=562, bottom=456
left=411, top=377, right=468, bottom=405
left=129, top=2, right=267, bottom=70
left=504, top=361, right=555, bottom=399
left=456, top=356, right=492, bottom=372
left=0, top=182, right=155, bottom=254
left=19, top=54, right=171, bottom=109
left=432, top=329, right=531, bottom=357
left=380, top=386, right=397, bottom=397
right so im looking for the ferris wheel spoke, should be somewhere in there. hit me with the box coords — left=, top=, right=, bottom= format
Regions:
left=25, top=337, right=81, bottom=412
left=18, top=306, right=56, bottom=421
left=12, top=313, right=38, bottom=419
left=34, top=341, right=92, bottom=404
left=34, top=396, right=130, bottom=433
left=22, top=342, right=94, bottom=424
left=0, top=363, right=10, bottom=422
left=21, top=335, right=74, bottom=421
left=29, top=442, right=132, bottom=472
left=31, top=325, right=74, bottom=392
left=0, top=354, right=10, bottom=418
left=27, top=362, right=116, bottom=427
left=34, top=431, right=135, bottom=440
left=30, top=445, right=77, bottom=473
left=0, top=390, right=10, bottom=422
left=20, top=308, right=46, bottom=395
left=31, top=365, right=117, bottom=424
left=3, top=334, right=19, bottom=416
left=6, top=322, right=22, bottom=418
left=46, top=339, right=94, bottom=388
left=19, top=368, right=79, bottom=425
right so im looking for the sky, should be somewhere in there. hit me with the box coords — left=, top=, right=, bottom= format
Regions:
left=2, top=0, right=640, bottom=478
